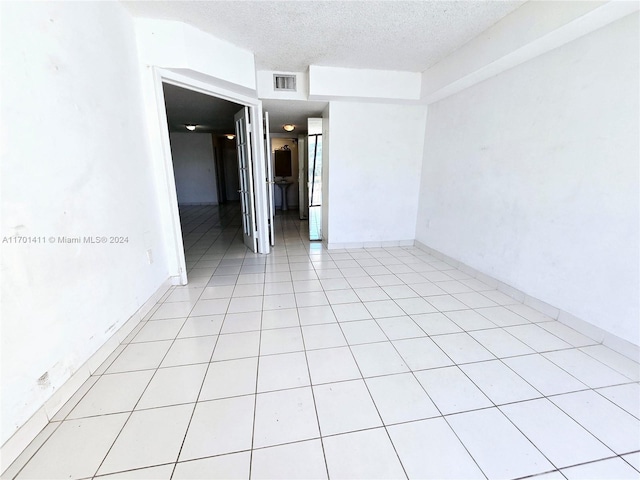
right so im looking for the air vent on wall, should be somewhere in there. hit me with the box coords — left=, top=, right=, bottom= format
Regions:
left=273, top=74, right=297, bottom=92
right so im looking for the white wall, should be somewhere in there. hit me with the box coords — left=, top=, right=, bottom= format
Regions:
left=326, top=101, right=428, bottom=247
left=134, top=19, right=256, bottom=91
left=309, top=65, right=421, bottom=101
left=169, top=132, right=219, bottom=205
left=416, top=14, right=639, bottom=345
left=0, top=2, right=169, bottom=444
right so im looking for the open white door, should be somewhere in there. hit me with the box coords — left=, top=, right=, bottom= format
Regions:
left=234, top=107, right=258, bottom=252
left=264, top=112, right=275, bottom=246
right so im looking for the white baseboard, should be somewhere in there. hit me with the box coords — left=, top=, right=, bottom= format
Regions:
left=413, top=240, right=639, bottom=361
left=0, top=279, right=173, bottom=475
left=325, top=239, right=414, bottom=250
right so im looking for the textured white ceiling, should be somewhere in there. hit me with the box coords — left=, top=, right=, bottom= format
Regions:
left=122, top=0, right=526, bottom=72
left=147, top=2, right=527, bottom=137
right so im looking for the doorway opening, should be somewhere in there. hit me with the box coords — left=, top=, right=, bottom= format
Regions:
left=162, top=83, right=247, bottom=264
left=152, top=69, right=272, bottom=286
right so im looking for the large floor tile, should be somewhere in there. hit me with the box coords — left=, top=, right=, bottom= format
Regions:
left=364, top=300, right=406, bottom=318
left=295, top=292, right=329, bottom=307
left=622, top=451, right=640, bottom=471
left=220, top=312, right=262, bottom=334
left=412, top=312, right=462, bottom=336
left=136, top=363, right=208, bottom=409
left=161, top=335, right=217, bottom=367
left=211, top=331, right=260, bottom=361
left=351, top=342, right=409, bottom=377
left=596, top=383, right=640, bottom=418
left=424, top=295, right=468, bottom=312
left=68, top=370, right=153, bottom=419
left=561, top=457, right=640, bottom=480
left=550, top=390, right=640, bottom=454
left=394, top=297, right=438, bottom=315
left=415, top=366, right=492, bottom=415
left=469, top=328, right=535, bottom=358
left=98, top=404, right=193, bottom=474
left=16, top=414, right=128, bottom=479
left=228, top=296, right=264, bottom=314
left=503, top=354, right=587, bottom=396
left=313, top=379, right=382, bottom=435
left=392, top=337, right=453, bottom=371
left=476, top=306, right=530, bottom=327
left=444, top=309, right=497, bottom=331
left=257, top=351, right=310, bottom=392
left=544, top=349, right=631, bottom=388
left=325, top=289, right=360, bottom=305
left=263, top=293, right=297, bottom=310
left=323, top=428, right=407, bottom=480
left=435, top=280, right=474, bottom=294
left=500, top=398, right=614, bottom=467
left=179, top=396, right=254, bottom=460
left=199, top=357, right=258, bottom=400
left=132, top=318, right=186, bottom=343
left=453, top=292, right=498, bottom=309
left=366, top=373, right=439, bottom=424
left=251, top=439, right=327, bottom=480
left=173, top=451, right=250, bottom=479
left=504, top=324, right=572, bottom=352
left=388, top=417, right=485, bottom=479
left=376, top=316, right=426, bottom=340
left=301, top=323, right=347, bottom=350
left=340, top=319, right=388, bottom=345
left=382, top=285, right=419, bottom=299
left=447, top=407, right=553, bottom=479
left=259, top=326, right=304, bottom=355
left=354, top=287, right=389, bottom=302
left=298, top=305, right=337, bottom=326
left=306, top=346, right=362, bottom=384
left=332, top=302, right=373, bottom=322
left=106, top=341, right=173, bottom=374
left=261, top=308, right=299, bottom=329
left=504, top=304, right=554, bottom=323
left=177, top=315, right=224, bottom=338
left=98, top=464, right=175, bottom=479
left=190, top=298, right=230, bottom=317
left=151, top=302, right=195, bottom=320
left=253, top=387, right=320, bottom=448
left=460, top=359, right=542, bottom=405
left=432, top=332, right=495, bottom=364
left=580, top=345, right=640, bottom=381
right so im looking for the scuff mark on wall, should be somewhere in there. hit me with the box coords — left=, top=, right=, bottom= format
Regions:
left=36, top=372, right=50, bottom=389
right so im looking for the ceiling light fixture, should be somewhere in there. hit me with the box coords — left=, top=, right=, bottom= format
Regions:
left=226, top=134, right=236, bottom=140
left=185, top=124, right=197, bottom=131
left=283, top=124, right=295, bottom=132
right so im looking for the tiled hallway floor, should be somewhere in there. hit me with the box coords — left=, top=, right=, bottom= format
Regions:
left=5, top=205, right=640, bottom=479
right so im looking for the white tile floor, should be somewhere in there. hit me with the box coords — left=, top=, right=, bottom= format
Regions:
left=4, top=204, right=640, bottom=480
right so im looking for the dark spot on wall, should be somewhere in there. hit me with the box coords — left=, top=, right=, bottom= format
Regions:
left=37, top=372, right=50, bottom=389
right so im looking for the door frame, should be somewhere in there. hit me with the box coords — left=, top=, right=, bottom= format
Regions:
left=234, top=107, right=258, bottom=252
left=149, top=68, right=270, bottom=285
